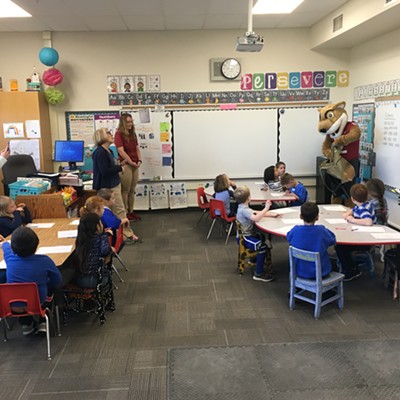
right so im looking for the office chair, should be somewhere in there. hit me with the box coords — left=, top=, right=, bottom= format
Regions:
left=289, top=246, right=345, bottom=319
left=2, top=154, right=38, bottom=195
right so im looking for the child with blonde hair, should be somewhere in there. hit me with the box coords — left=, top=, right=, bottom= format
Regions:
left=0, top=196, right=32, bottom=238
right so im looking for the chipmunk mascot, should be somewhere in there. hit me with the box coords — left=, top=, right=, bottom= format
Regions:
left=318, top=101, right=361, bottom=206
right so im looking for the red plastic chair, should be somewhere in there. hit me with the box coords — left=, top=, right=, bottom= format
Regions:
left=0, top=283, right=53, bottom=360
left=206, top=198, right=236, bottom=245
left=196, top=187, right=210, bottom=227
left=109, top=225, right=129, bottom=284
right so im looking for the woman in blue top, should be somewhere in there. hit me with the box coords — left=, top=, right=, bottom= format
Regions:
left=213, top=174, right=237, bottom=217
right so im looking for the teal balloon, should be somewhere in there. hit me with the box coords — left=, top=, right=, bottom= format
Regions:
left=39, top=47, right=59, bottom=66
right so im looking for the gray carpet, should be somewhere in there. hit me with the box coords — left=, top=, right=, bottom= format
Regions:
left=168, top=340, right=400, bottom=400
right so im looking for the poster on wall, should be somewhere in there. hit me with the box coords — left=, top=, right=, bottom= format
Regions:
left=130, top=110, right=173, bottom=180
left=3, top=122, right=24, bottom=138
left=10, top=139, right=40, bottom=170
left=66, top=111, right=120, bottom=145
left=120, top=75, right=134, bottom=93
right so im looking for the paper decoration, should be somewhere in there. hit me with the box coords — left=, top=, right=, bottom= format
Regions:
left=10, top=139, right=41, bottom=170
left=25, top=120, right=41, bottom=138
left=134, top=184, right=150, bottom=210
left=150, top=183, right=169, bottom=209
left=169, top=183, right=188, bottom=209
left=3, top=122, right=24, bottom=138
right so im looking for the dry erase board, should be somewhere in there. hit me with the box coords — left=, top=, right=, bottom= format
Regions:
left=277, top=107, right=322, bottom=175
left=173, top=109, right=278, bottom=179
left=374, top=100, right=400, bottom=191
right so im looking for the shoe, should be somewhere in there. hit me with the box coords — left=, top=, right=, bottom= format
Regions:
left=36, top=322, right=46, bottom=335
left=22, top=323, right=36, bottom=336
left=253, top=273, right=274, bottom=282
left=127, top=212, right=141, bottom=221
left=343, top=271, right=362, bottom=282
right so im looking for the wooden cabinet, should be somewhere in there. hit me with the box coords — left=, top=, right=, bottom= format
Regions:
left=0, top=92, right=53, bottom=194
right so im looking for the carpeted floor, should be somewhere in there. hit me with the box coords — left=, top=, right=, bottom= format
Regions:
left=168, top=340, right=400, bottom=400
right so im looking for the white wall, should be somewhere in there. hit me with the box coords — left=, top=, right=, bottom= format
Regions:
left=0, top=28, right=351, bottom=140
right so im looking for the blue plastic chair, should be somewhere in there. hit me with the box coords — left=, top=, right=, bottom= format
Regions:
left=289, top=246, right=345, bottom=319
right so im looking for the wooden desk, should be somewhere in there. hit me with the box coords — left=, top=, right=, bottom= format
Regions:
left=0, top=218, right=78, bottom=266
left=204, top=180, right=295, bottom=203
left=256, top=205, right=400, bottom=246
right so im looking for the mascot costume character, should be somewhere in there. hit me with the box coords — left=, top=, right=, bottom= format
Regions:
left=318, top=101, right=361, bottom=206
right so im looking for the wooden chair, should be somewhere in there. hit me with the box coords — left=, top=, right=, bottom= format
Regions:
left=236, top=221, right=257, bottom=275
left=195, top=187, right=210, bottom=227
left=206, top=199, right=236, bottom=245
left=62, top=258, right=115, bottom=325
left=0, top=283, right=57, bottom=360
left=289, top=246, right=345, bottom=319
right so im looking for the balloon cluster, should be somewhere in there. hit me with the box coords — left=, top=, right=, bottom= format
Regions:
left=38, top=47, right=65, bottom=105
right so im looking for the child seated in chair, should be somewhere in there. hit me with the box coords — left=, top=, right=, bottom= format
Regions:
left=0, top=196, right=32, bottom=238
left=74, top=212, right=113, bottom=289
left=234, top=186, right=279, bottom=282
left=2, top=226, right=62, bottom=335
left=81, top=195, right=139, bottom=245
left=213, top=174, right=237, bottom=217
left=281, top=173, right=309, bottom=207
left=366, top=178, right=388, bottom=225
left=287, top=202, right=336, bottom=279
left=336, top=183, right=376, bottom=281
left=97, top=188, right=140, bottom=245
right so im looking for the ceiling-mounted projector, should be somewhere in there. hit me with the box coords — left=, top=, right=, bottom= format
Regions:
left=236, top=32, right=264, bottom=52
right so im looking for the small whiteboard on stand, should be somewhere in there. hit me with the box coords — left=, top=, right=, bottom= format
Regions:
left=134, top=184, right=150, bottom=210
left=150, top=183, right=169, bottom=209
left=169, top=182, right=188, bottom=209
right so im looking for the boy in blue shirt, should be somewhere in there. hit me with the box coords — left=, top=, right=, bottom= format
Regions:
left=287, top=202, right=336, bottom=279
left=336, top=183, right=376, bottom=281
left=234, top=186, right=279, bottom=282
left=281, top=173, right=308, bottom=207
left=3, top=226, right=62, bottom=335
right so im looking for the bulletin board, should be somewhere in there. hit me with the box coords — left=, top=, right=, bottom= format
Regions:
left=66, top=110, right=173, bottom=180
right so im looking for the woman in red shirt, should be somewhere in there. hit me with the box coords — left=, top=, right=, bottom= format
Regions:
left=114, top=114, right=143, bottom=221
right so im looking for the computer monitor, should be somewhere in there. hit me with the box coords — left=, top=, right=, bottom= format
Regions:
left=54, top=140, right=84, bottom=170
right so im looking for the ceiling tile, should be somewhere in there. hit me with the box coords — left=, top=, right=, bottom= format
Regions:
left=123, top=15, right=165, bottom=30
left=164, top=14, right=204, bottom=30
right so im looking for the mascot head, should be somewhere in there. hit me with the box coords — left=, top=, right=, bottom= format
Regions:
left=318, top=101, right=348, bottom=140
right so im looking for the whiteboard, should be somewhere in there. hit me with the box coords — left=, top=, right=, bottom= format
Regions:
left=173, top=109, right=277, bottom=179
left=373, top=100, right=400, bottom=190
left=278, top=107, right=322, bottom=175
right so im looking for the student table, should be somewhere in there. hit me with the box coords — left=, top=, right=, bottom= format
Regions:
left=256, top=204, right=400, bottom=246
left=0, top=218, right=78, bottom=266
left=204, top=180, right=296, bottom=203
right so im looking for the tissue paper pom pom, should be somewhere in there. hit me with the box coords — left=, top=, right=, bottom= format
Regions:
left=43, top=68, right=64, bottom=86
left=45, top=88, right=65, bottom=105
left=39, top=47, right=59, bottom=66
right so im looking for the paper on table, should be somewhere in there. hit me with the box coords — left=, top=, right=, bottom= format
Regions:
left=350, top=226, right=386, bottom=233
left=254, top=182, right=265, bottom=185
left=58, top=230, right=78, bottom=238
left=322, top=205, right=347, bottom=211
left=69, top=220, right=80, bottom=225
left=371, top=233, right=400, bottom=240
left=282, top=218, right=302, bottom=224
left=27, top=223, right=55, bottom=228
left=0, top=260, right=6, bottom=270
left=270, top=192, right=285, bottom=197
left=274, top=225, right=295, bottom=235
left=274, top=207, right=298, bottom=214
left=37, top=245, right=73, bottom=254
left=325, top=218, right=348, bottom=224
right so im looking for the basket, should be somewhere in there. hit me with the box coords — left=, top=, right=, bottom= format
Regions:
left=8, top=178, right=50, bottom=199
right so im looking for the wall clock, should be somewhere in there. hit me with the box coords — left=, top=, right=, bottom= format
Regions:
left=220, top=58, right=241, bottom=80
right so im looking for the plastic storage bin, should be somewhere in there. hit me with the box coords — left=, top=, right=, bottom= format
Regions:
left=8, top=178, right=50, bottom=199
